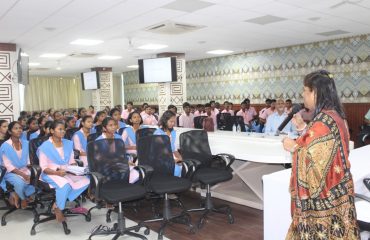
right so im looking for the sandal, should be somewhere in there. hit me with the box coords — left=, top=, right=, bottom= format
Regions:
left=9, top=193, right=20, bottom=208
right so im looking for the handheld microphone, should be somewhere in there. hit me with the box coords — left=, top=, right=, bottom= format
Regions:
left=277, top=104, right=302, bottom=132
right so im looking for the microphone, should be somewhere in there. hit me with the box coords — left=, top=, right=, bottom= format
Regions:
left=277, top=104, right=302, bottom=132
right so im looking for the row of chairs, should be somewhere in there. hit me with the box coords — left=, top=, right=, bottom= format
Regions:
left=0, top=130, right=235, bottom=240
left=193, top=114, right=247, bottom=131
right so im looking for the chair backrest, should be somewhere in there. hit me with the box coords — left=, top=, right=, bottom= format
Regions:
left=87, top=139, right=130, bottom=183
left=29, top=136, right=49, bottom=165
left=87, top=132, right=102, bottom=144
left=176, top=115, right=180, bottom=127
left=218, top=113, right=233, bottom=131
left=179, top=130, right=212, bottom=167
left=137, top=135, right=175, bottom=176
left=233, top=116, right=247, bottom=132
left=135, top=128, right=156, bottom=144
left=117, top=127, right=127, bottom=135
left=65, top=127, right=79, bottom=140
left=94, top=125, right=103, bottom=134
left=193, top=116, right=207, bottom=129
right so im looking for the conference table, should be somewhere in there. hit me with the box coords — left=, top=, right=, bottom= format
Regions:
left=174, top=128, right=291, bottom=210
left=262, top=145, right=370, bottom=240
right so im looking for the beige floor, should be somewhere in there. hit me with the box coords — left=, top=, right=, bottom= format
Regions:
left=0, top=201, right=169, bottom=240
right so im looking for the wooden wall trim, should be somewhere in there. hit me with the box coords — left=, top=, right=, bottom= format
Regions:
left=0, top=43, right=16, bottom=51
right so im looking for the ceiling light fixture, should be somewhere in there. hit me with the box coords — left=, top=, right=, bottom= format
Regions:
left=98, top=55, right=122, bottom=60
left=70, top=39, right=104, bottom=46
left=127, top=65, right=139, bottom=69
left=137, top=44, right=168, bottom=50
left=40, top=53, right=66, bottom=58
left=28, top=62, right=40, bottom=66
left=207, top=50, right=234, bottom=55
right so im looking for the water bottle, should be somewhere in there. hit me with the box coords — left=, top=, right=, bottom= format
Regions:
left=236, top=124, right=241, bottom=132
left=232, top=124, right=237, bottom=133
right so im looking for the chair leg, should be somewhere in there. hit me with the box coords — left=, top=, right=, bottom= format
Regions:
left=1, top=206, right=17, bottom=226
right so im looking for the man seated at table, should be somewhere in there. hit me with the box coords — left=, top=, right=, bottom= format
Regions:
left=236, top=99, right=257, bottom=131
left=141, top=105, right=158, bottom=125
left=178, top=102, right=194, bottom=128
left=358, top=108, right=370, bottom=146
left=265, top=99, right=295, bottom=135
left=221, top=101, right=234, bottom=116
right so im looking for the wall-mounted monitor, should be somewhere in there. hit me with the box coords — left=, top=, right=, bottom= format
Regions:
left=81, top=71, right=100, bottom=90
left=138, top=57, right=177, bottom=84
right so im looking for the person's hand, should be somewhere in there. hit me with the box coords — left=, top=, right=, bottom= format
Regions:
left=174, top=155, right=183, bottom=163
left=291, top=113, right=305, bottom=129
left=56, top=169, right=66, bottom=177
left=282, top=137, right=297, bottom=152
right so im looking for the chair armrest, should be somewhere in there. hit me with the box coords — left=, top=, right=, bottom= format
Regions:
left=355, top=193, right=370, bottom=203
left=213, top=153, right=235, bottom=169
left=364, top=178, right=370, bottom=191
left=0, top=166, right=6, bottom=182
left=184, top=158, right=202, bottom=168
left=74, top=159, right=84, bottom=167
left=180, top=159, right=195, bottom=178
left=28, top=165, right=42, bottom=187
left=134, top=165, right=154, bottom=184
left=89, top=171, right=105, bottom=198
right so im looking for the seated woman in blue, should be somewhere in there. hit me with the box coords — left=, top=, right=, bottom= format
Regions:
left=20, top=117, right=39, bottom=141
left=110, top=108, right=126, bottom=131
left=97, top=117, right=139, bottom=183
left=72, top=115, right=93, bottom=166
left=0, top=121, right=35, bottom=209
left=154, top=110, right=182, bottom=177
left=120, top=111, right=143, bottom=155
left=75, top=107, right=87, bottom=128
left=37, top=121, right=90, bottom=222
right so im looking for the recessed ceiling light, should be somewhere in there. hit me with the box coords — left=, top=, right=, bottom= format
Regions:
left=137, top=44, right=168, bottom=50
left=207, top=50, right=234, bottom=55
left=40, top=53, right=66, bottom=58
left=70, top=39, right=104, bottom=46
left=127, top=65, right=139, bottom=69
left=28, top=62, right=40, bottom=66
left=21, top=52, right=29, bottom=57
left=98, top=55, right=122, bottom=60
left=56, top=67, right=62, bottom=70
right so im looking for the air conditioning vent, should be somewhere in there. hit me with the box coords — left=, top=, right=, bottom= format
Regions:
left=69, top=52, right=99, bottom=58
left=145, top=21, right=205, bottom=35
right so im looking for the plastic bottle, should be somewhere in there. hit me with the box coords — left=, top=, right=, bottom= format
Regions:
left=232, top=124, right=237, bottom=133
left=236, top=124, right=241, bottom=132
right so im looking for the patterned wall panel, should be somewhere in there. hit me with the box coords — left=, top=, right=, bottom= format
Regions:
left=0, top=50, right=18, bottom=122
left=91, top=71, right=113, bottom=110
left=123, top=34, right=370, bottom=106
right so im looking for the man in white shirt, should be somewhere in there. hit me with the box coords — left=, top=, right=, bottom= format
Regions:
left=178, top=102, right=194, bottom=128
left=121, top=101, right=135, bottom=121
left=265, top=99, right=295, bottom=135
left=141, top=105, right=158, bottom=125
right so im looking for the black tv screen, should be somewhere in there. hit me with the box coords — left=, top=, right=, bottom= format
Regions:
left=81, top=71, right=100, bottom=90
left=138, top=57, right=177, bottom=84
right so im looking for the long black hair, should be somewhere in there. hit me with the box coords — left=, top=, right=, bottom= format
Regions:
left=39, top=120, right=53, bottom=137
left=93, top=111, right=105, bottom=124
left=158, top=110, right=176, bottom=131
left=5, top=121, right=21, bottom=140
left=304, top=70, right=345, bottom=119
left=79, top=115, right=93, bottom=129
left=127, top=111, right=143, bottom=126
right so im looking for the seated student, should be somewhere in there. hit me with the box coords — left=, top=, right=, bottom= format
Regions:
left=72, top=116, right=93, bottom=166
left=236, top=99, right=257, bottom=130
left=53, top=111, right=64, bottom=122
left=18, top=116, right=27, bottom=131
left=96, top=117, right=139, bottom=183
left=91, top=111, right=106, bottom=134
left=87, top=105, right=96, bottom=119
left=37, top=116, right=48, bottom=135
left=140, top=103, right=149, bottom=117
left=201, top=103, right=217, bottom=130
left=210, top=100, right=219, bottom=115
left=154, top=110, right=182, bottom=177
left=37, top=121, right=90, bottom=222
left=21, top=117, right=39, bottom=141
left=1, top=121, right=35, bottom=209
left=39, top=121, right=53, bottom=138
left=110, top=108, right=126, bottom=130
left=178, top=102, right=194, bottom=128
left=285, top=99, right=293, bottom=114
left=121, top=101, right=135, bottom=121
left=47, top=108, right=55, bottom=121
left=359, top=108, right=370, bottom=146
left=120, top=111, right=143, bottom=155
left=62, top=111, right=70, bottom=121
left=265, top=99, right=295, bottom=134
left=142, top=106, right=158, bottom=125
left=0, top=120, right=9, bottom=143
left=194, top=104, right=204, bottom=117
left=32, top=112, right=40, bottom=120
left=221, top=101, right=234, bottom=116
left=259, top=99, right=276, bottom=132
left=65, top=117, right=76, bottom=131
left=75, top=107, right=87, bottom=128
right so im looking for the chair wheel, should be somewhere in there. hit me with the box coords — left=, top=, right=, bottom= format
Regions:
left=1, top=220, right=6, bottom=226
left=106, top=215, right=111, bottom=223
left=33, top=216, right=39, bottom=223
left=85, top=215, right=91, bottom=222
left=135, top=227, right=140, bottom=232
left=228, top=215, right=234, bottom=224
left=64, top=229, right=71, bottom=235
left=30, top=229, right=36, bottom=235
left=113, top=223, right=118, bottom=230
left=144, top=228, right=150, bottom=235
left=198, top=218, right=205, bottom=229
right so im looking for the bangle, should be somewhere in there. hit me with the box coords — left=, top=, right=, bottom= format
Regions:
left=296, top=123, right=307, bottom=132
left=289, top=144, right=298, bottom=153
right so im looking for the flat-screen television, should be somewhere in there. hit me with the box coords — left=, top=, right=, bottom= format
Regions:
left=81, top=71, right=100, bottom=90
left=138, top=57, right=177, bottom=84
left=17, top=49, right=29, bottom=85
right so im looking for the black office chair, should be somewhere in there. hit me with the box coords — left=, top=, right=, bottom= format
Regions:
left=64, top=127, right=79, bottom=140
left=179, top=130, right=235, bottom=228
left=87, top=138, right=150, bottom=240
left=193, top=116, right=207, bottom=129
left=0, top=166, right=8, bottom=211
left=176, top=116, right=180, bottom=127
left=135, top=128, right=156, bottom=144
left=356, top=178, right=370, bottom=239
left=137, top=135, right=195, bottom=240
left=87, top=132, right=102, bottom=144
left=217, top=113, right=233, bottom=131
left=233, top=116, right=247, bottom=132
left=29, top=136, right=90, bottom=236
